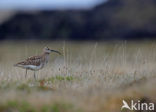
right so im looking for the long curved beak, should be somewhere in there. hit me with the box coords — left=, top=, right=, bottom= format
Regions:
left=50, top=50, right=62, bottom=55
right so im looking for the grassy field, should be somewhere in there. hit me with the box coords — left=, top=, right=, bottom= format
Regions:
left=0, top=41, right=156, bottom=112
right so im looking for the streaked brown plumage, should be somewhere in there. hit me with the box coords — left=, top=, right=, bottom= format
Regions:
left=14, top=47, right=61, bottom=80
left=17, top=55, right=46, bottom=66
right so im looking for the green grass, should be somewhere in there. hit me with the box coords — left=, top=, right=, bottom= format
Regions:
left=0, top=75, right=76, bottom=92
left=0, top=101, right=35, bottom=112
left=0, top=101, right=80, bottom=112
left=48, top=76, right=75, bottom=83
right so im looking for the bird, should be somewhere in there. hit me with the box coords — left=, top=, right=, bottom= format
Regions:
left=14, top=47, right=61, bottom=80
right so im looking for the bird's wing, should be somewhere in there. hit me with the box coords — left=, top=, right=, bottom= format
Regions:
left=17, top=60, right=40, bottom=66
left=26, top=55, right=41, bottom=61
left=16, top=57, right=41, bottom=66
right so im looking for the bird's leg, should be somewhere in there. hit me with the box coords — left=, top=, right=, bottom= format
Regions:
left=34, top=71, right=37, bottom=80
left=25, top=69, right=27, bottom=78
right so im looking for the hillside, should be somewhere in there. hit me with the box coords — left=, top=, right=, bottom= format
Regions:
left=0, top=0, right=156, bottom=40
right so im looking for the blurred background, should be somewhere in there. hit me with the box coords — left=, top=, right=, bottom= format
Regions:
left=1, top=1, right=156, bottom=112
left=0, top=0, right=156, bottom=41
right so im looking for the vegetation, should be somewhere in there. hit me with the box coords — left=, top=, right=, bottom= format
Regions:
left=0, top=100, right=79, bottom=112
left=0, top=41, right=156, bottom=112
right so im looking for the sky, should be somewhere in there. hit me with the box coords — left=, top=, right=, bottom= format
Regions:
left=0, top=0, right=106, bottom=10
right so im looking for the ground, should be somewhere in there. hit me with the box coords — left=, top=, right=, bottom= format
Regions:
left=0, top=41, right=156, bottom=112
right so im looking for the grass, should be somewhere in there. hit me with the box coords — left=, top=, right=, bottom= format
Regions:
left=48, top=75, right=75, bottom=82
left=0, top=100, right=35, bottom=112
left=0, top=100, right=80, bottom=112
left=0, top=41, right=156, bottom=112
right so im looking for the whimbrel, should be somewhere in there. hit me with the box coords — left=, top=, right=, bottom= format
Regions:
left=14, top=47, right=61, bottom=80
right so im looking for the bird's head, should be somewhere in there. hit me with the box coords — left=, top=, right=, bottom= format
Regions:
left=43, top=47, right=61, bottom=55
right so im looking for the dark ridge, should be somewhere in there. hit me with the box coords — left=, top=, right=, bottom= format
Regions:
left=0, top=0, right=156, bottom=41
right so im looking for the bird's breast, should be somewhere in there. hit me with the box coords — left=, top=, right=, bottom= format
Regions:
left=25, top=64, right=43, bottom=71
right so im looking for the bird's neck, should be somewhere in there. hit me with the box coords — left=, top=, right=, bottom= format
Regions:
left=43, top=52, right=50, bottom=55
left=42, top=52, right=50, bottom=58
left=42, top=52, right=50, bottom=61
